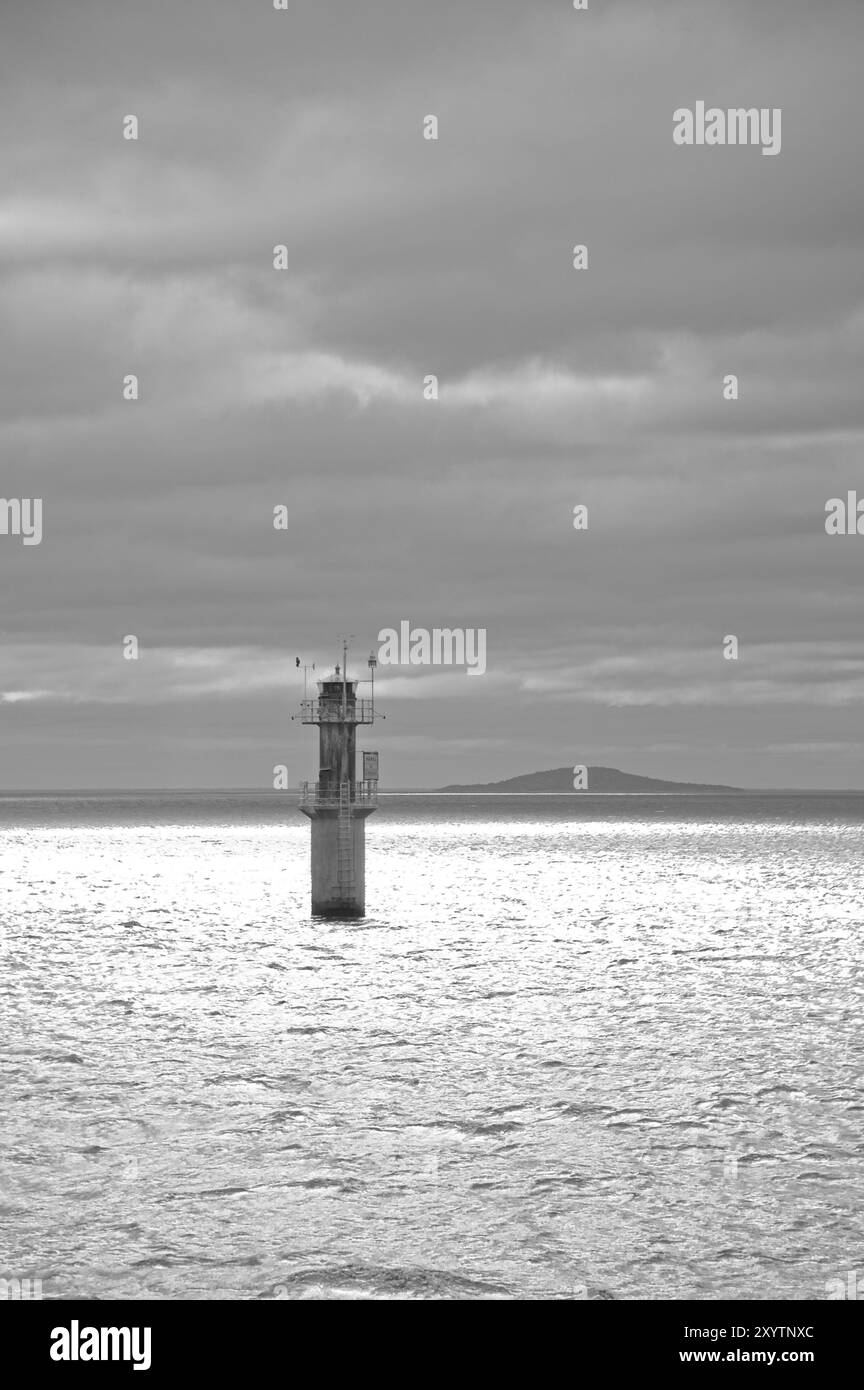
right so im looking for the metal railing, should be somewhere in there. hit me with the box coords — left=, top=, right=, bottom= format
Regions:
left=299, top=779, right=378, bottom=808
left=299, top=698, right=375, bottom=725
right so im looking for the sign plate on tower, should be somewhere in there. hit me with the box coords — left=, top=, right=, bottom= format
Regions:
left=363, top=751, right=379, bottom=781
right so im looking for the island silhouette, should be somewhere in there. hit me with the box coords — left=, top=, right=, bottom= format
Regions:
left=439, top=766, right=738, bottom=793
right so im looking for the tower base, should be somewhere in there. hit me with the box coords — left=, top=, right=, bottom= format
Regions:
left=312, top=900, right=366, bottom=919
left=299, top=805, right=374, bottom=917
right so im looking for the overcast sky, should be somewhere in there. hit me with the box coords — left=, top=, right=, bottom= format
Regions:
left=2, top=0, right=863, bottom=790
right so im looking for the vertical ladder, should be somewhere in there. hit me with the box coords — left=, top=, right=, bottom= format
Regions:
left=337, top=780, right=354, bottom=895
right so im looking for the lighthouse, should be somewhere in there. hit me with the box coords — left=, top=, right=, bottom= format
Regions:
left=298, top=644, right=379, bottom=916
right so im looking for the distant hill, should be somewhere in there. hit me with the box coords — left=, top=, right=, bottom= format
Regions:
left=438, top=765, right=738, bottom=793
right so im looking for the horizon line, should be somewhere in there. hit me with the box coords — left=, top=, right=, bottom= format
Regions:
left=2, top=785, right=864, bottom=796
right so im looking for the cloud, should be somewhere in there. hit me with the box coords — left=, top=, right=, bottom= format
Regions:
left=2, top=0, right=864, bottom=787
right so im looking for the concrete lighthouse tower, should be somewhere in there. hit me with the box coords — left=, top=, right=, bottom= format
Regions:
left=298, top=644, right=379, bottom=916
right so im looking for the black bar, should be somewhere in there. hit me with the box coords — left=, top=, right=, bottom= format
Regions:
left=10, top=1300, right=861, bottom=1379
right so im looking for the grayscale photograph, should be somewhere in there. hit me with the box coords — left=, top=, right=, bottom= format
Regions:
left=2, top=0, right=862, bottom=1358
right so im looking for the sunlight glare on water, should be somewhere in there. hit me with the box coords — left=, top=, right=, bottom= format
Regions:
left=1, top=792, right=862, bottom=1300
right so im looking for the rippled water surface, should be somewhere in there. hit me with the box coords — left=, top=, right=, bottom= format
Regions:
left=2, top=792, right=863, bottom=1300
